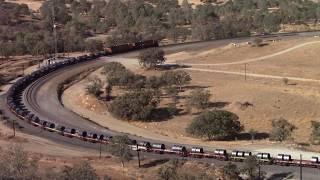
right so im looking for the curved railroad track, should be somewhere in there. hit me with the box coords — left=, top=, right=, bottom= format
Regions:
left=3, top=31, right=320, bottom=179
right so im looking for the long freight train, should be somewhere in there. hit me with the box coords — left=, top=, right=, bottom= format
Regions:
left=6, top=40, right=320, bottom=169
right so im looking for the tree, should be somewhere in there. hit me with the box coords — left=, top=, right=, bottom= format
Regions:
left=60, top=161, right=99, bottom=180
left=222, top=162, right=240, bottom=180
left=310, top=121, right=320, bottom=145
left=109, top=89, right=159, bottom=121
left=270, top=118, right=296, bottom=142
left=241, top=156, right=265, bottom=180
left=145, top=75, right=165, bottom=89
left=157, top=164, right=177, bottom=180
left=40, top=0, right=71, bottom=30
left=187, top=110, right=243, bottom=140
left=186, top=88, right=211, bottom=111
left=0, top=42, right=15, bottom=58
left=108, top=135, right=133, bottom=168
left=157, top=159, right=184, bottom=180
left=0, top=145, right=39, bottom=179
left=138, top=47, right=166, bottom=69
left=161, top=70, right=191, bottom=91
left=85, top=39, right=104, bottom=53
left=165, top=86, right=179, bottom=115
left=102, top=64, right=146, bottom=90
left=181, top=0, right=193, bottom=24
left=101, top=62, right=126, bottom=76
left=86, top=76, right=103, bottom=97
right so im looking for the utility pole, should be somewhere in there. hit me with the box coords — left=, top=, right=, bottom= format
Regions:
left=258, top=162, right=261, bottom=180
left=12, top=120, right=15, bottom=137
left=137, top=150, right=141, bottom=168
left=300, top=154, right=303, bottom=180
left=99, top=143, right=102, bottom=158
left=244, top=63, right=247, bottom=81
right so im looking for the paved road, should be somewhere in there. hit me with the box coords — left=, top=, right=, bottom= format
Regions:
left=2, top=31, right=320, bottom=179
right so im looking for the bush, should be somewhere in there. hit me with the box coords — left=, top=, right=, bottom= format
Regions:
left=186, top=88, right=211, bottom=111
left=270, top=118, right=296, bottom=142
left=310, top=121, right=320, bottom=145
left=102, top=62, right=126, bottom=75
left=60, top=161, right=99, bottom=180
left=138, top=47, right=165, bottom=69
left=161, top=70, right=191, bottom=91
left=187, top=110, right=242, bottom=140
left=86, top=77, right=103, bottom=97
left=104, top=64, right=146, bottom=89
left=109, top=89, right=159, bottom=121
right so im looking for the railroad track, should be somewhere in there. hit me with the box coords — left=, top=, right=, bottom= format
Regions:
left=4, top=32, right=320, bottom=179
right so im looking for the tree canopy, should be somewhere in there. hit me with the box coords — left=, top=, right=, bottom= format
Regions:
left=108, top=135, right=133, bottom=168
left=109, top=89, right=160, bottom=121
left=138, top=47, right=166, bottom=69
left=270, top=117, right=296, bottom=142
left=187, top=110, right=242, bottom=140
left=186, top=88, right=211, bottom=111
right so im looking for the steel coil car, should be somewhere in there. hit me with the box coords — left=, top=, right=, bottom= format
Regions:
left=151, top=143, right=165, bottom=154
left=137, top=142, right=152, bottom=151
left=171, top=145, right=187, bottom=156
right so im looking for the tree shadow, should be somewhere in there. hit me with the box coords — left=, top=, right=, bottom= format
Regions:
left=267, top=172, right=294, bottom=180
left=156, top=64, right=191, bottom=70
left=151, top=107, right=183, bottom=122
left=141, top=158, right=170, bottom=168
left=221, top=132, right=269, bottom=141
left=208, top=102, right=230, bottom=109
left=184, top=85, right=210, bottom=90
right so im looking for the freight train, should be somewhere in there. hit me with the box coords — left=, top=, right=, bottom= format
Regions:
left=5, top=40, right=320, bottom=169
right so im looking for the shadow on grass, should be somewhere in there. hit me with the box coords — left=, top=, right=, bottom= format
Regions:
left=141, top=158, right=170, bottom=168
left=222, top=132, right=269, bottom=141
left=156, top=64, right=191, bottom=70
left=150, top=107, right=184, bottom=122
left=208, top=101, right=230, bottom=109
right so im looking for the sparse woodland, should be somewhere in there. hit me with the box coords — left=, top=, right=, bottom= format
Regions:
left=0, top=0, right=320, bottom=58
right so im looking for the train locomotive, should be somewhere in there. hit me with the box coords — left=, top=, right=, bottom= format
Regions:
left=5, top=39, right=320, bottom=169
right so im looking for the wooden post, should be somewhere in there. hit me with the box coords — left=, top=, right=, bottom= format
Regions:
left=12, top=120, right=15, bottom=137
left=99, top=143, right=102, bottom=159
left=137, top=150, right=141, bottom=168
left=300, top=154, right=303, bottom=180
left=258, top=164, right=261, bottom=180
left=245, top=63, right=247, bottom=81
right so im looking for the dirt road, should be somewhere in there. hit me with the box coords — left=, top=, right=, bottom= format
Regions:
left=178, top=40, right=320, bottom=66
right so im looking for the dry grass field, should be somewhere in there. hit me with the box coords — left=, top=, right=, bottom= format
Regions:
left=62, top=37, right=320, bottom=152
